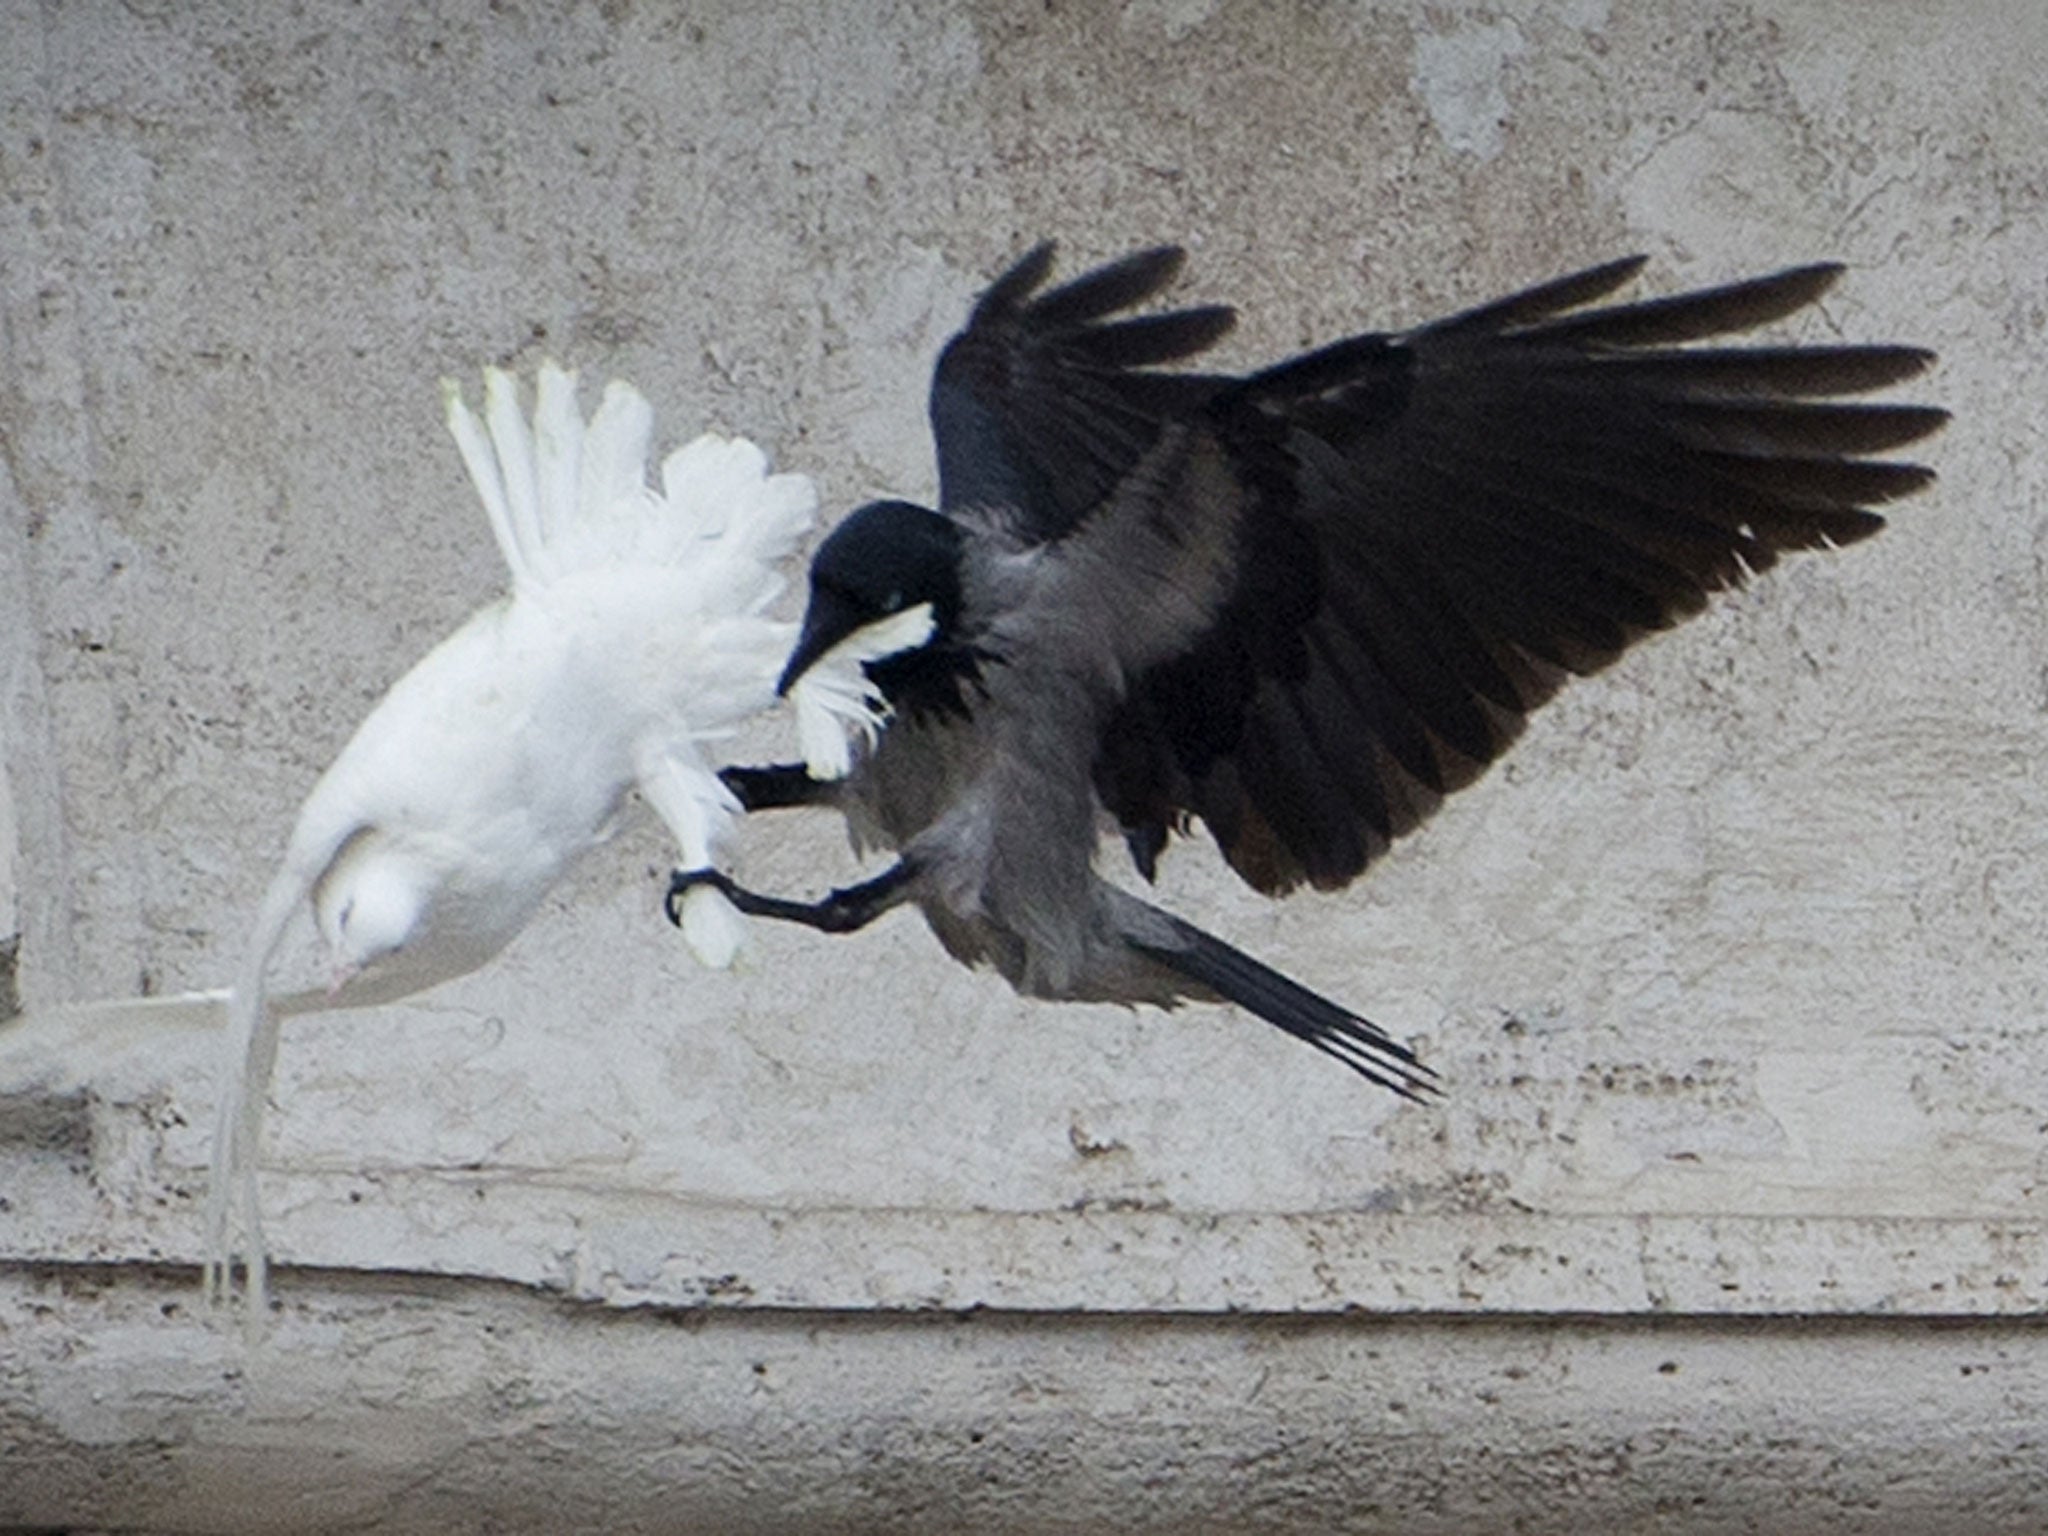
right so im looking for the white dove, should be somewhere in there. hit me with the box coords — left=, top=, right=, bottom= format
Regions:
left=206, top=363, right=931, bottom=1314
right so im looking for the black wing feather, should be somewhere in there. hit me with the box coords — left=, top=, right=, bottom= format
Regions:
left=1092, top=256, right=1945, bottom=894
left=929, top=242, right=1237, bottom=539
left=1499, top=264, right=1844, bottom=346
left=1421, top=253, right=1650, bottom=338
left=1024, top=244, right=1189, bottom=327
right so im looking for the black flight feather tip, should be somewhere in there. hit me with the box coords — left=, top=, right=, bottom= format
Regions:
left=1422, top=252, right=1650, bottom=338
left=1025, top=243, right=1188, bottom=326
left=970, top=240, right=1059, bottom=321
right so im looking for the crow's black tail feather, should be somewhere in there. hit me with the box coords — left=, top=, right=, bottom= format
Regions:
left=1134, top=919, right=1438, bottom=1102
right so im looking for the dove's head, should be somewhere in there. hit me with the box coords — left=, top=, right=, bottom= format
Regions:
left=311, top=830, right=429, bottom=992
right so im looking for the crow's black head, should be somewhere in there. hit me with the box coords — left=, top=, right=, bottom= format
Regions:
left=777, top=500, right=966, bottom=696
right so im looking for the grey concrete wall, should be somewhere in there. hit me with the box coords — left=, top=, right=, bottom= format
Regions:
left=3, top=0, right=2046, bottom=1530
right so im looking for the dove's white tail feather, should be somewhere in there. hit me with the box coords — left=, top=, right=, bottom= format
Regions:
left=442, top=380, right=529, bottom=589
left=658, top=434, right=758, bottom=539
left=580, top=380, right=656, bottom=532
left=484, top=370, right=549, bottom=587
left=445, top=369, right=816, bottom=617
left=565, top=431, right=815, bottom=597
left=532, top=364, right=582, bottom=552
left=659, top=435, right=812, bottom=555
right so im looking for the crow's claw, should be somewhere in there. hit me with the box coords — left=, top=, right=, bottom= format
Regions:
left=718, top=762, right=832, bottom=812
left=664, top=866, right=735, bottom=927
left=663, top=858, right=916, bottom=935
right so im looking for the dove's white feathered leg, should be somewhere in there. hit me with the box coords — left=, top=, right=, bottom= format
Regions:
left=204, top=837, right=344, bottom=1314
left=204, top=871, right=297, bottom=1311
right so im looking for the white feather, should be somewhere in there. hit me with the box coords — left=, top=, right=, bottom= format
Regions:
left=789, top=603, right=938, bottom=778
left=205, top=366, right=851, bottom=1323
left=483, top=368, right=548, bottom=583
left=440, top=379, right=526, bottom=587
left=531, top=362, right=582, bottom=550
left=580, top=380, right=655, bottom=531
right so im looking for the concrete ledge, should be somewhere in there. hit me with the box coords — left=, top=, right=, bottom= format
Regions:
left=7, top=1264, right=2048, bottom=1536
left=21, top=1187, right=2048, bottom=1321
left=8, top=993, right=2046, bottom=1321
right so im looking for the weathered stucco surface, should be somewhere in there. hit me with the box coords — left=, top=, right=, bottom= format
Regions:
left=3, top=0, right=2047, bottom=1529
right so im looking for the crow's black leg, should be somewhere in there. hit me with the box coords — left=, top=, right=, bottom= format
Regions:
left=720, top=762, right=836, bottom=812
left=667, top=860, right=917, bottom=935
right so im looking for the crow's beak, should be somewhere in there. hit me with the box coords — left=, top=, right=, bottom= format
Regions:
left=777, top=588, right=865, bottom=697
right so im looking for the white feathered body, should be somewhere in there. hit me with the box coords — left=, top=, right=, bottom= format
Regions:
left=286, top=568, right=783, bottom=1004
left=204, top=367, right=907, bottom=1315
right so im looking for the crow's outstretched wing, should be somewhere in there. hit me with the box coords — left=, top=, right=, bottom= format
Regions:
left=929, top=242, right=1236, bottom=539
left=1093, top=256, right=1947, bottom=893
left=924, top=245, right=1942, bottom=897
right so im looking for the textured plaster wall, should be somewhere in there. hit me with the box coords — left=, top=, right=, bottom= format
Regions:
left=3, top=0, right=2047, bottom=1530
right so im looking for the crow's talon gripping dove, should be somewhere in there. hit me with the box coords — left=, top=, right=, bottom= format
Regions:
left=665, top=867, right=735, bottom=926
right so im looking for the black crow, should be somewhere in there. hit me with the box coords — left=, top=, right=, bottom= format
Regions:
left=670, top=242, right=1945, bottom=1098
